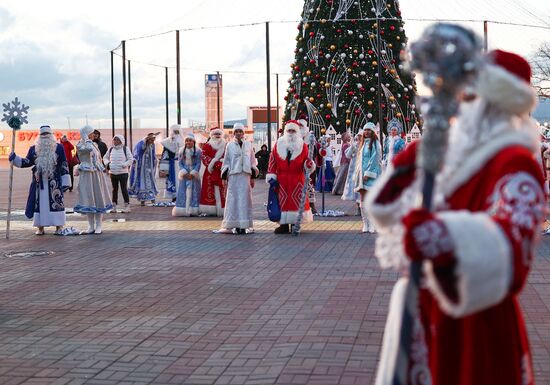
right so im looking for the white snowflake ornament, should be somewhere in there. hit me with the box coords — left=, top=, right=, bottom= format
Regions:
left=2, top=97, right=30, bottom=130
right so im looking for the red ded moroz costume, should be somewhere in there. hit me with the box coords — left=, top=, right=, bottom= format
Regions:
left=266, top=121, right=315, bottom=226
left=367, top=50, right=547, bottom=385
left=199, top=128, right=226, bottom=216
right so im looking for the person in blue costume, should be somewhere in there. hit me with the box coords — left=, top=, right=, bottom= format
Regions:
left=160, top=124, right=184, bottom=201
left=172, top=133, right=202, bottom=217
left=382, top=118, right=406, bottom=169
left=353, top=122, right=382, bottom=233
left=9, top=125, right=71, bottom=235
left=129, top=133, right=159, bottom=205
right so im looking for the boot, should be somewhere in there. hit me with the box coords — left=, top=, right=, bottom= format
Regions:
left=274, top=224, right=290, bottom=234
left=361, top=208, right=369, bottom=233
left=86, top=214, right=95, bottom=234
left=368, top=220, right=376, bottom=234
left=94, top=214, right=103, bottom=234
left=310, top=202, right=318, bottom=215
left=360, top=196, right=369, bottom=233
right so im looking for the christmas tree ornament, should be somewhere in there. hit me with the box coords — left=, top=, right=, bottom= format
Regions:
left=284, top=0, right=417, bottom=135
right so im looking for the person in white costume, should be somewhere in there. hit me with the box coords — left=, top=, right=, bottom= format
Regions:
left=214, top=123, right=258, bottom=234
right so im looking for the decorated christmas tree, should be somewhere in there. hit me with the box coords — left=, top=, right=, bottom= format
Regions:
left=283, top=0, right=419, bottom=137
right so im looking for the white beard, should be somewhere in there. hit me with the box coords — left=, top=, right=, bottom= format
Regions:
left=35, top=136, right=58, bottom=176
left=276, top=132, right=304, bottom=160
left=441, top=98, right=538, bottom=180
left=209, top=137, right=225, bottom=152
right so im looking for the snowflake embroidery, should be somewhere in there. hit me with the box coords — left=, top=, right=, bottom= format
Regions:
left=488, top=172, right=546, bottom=234
left=412, top=219, right=454, bottom=259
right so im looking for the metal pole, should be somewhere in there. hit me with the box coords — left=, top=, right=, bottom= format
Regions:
left=483, top=20, right=488, bottom=52
left=216, top=71, right=221, bottom=128
left=276, top=73, right=280, bottom=139
left=5, top=130, right=16, bottom=239
left=265, top=22, right=272, bottom=151
left=122, top=40, right=127, bottom=142
left=165, top=67, right=169, bottom=137
left=376, top=17, right=385, bottom=156
left=128, top=59, right=133, bottom=150
left=176, top=30, right=181, bottom=125
left=110, top=51, right=115, bottom=137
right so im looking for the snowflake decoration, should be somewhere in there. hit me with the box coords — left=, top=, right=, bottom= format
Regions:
left=2, top=97, right=29, bottom=130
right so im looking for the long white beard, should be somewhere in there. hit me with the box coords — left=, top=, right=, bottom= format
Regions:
left=443, top=99, right=526, bottom=176
left=209, top=138, right=225, bottom=152
left=35, top=136, right=58, bottom=176
left=277, top=132, right=304, bottom=159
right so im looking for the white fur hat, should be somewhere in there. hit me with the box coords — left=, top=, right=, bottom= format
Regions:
left=284, top=120, right=301, bottom=134
left=233, top=123, right=245, bottom=132
left=39, top=125, right=52, bottom=135
left=476, top=49, right=537, bottom=116
left=170, top=124, right=182, bottom=136
left=363, top=122, right=376, bottom=131
left=185, top=132, right=196, bottom=141
left=80, top=125, right=94, bottom=139
left=209, top=127, right=223, bottom=137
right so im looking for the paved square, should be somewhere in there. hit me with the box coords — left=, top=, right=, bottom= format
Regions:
left=1, top=166, right=550, bottom=384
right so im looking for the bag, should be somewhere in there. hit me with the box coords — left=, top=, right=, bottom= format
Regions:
left=158, top=159, right=170, bottom=178
left=267, top=179, right=281, bottom=222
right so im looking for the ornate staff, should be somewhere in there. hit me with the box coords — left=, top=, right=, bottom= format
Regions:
left=293, top=132, right=316, bottom=236
left=392, top=24, right=481, bottom=384
left=3, top=97, right=30, bottom=239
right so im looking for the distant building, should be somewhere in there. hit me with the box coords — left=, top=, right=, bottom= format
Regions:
left=246, top=106, right=283, bottom=146
left=205, top=74, right=223, bottom=130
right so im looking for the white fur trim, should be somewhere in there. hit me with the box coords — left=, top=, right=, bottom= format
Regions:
left=172, top=206, right=198, bottom=217
left=207, top=159, right=217, bottom=174
left=199, top=204, right=220, bottom=216
left=279, top=209, right=313, bottom=225
left=437, top=128, right=539, bottom=199
left=221, top=165, right=229, bottom=176
left=61, top=174, right=71, bottom=188
left=425, top=211, right=512, bottom=318
left=365, top=170, right=378, bottom=179
left=367, top=164, right=421, bottom=228
left=178, top=169, right=188, bottom=180
left=476, top=64, right=537, bottom=116
left=265, top=173, right=277, bottom=183
left=374, top=277, right=408, bottom=385
left=190, top=170, right=199, bottom=178
left=12, top=155, right=22, bottom=168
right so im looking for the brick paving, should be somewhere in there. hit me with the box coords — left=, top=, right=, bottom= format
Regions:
left=1, top=164, right=550, bottom=384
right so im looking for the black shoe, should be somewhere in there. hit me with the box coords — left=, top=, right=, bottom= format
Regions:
left=310, top=203, right=318, bottom=215
left=274, top=224, right=290, bottom=234
left=236, top=228, right=245, bottom=235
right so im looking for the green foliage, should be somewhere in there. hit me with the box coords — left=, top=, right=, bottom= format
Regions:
left=283, top=0, right=419, bottom=135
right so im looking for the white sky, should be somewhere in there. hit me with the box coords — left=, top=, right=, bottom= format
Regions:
left=0, top=0, right=549, bottom=129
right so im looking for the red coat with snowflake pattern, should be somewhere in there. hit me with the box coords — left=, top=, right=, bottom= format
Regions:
left=369, top=140, right=546, bottom=385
